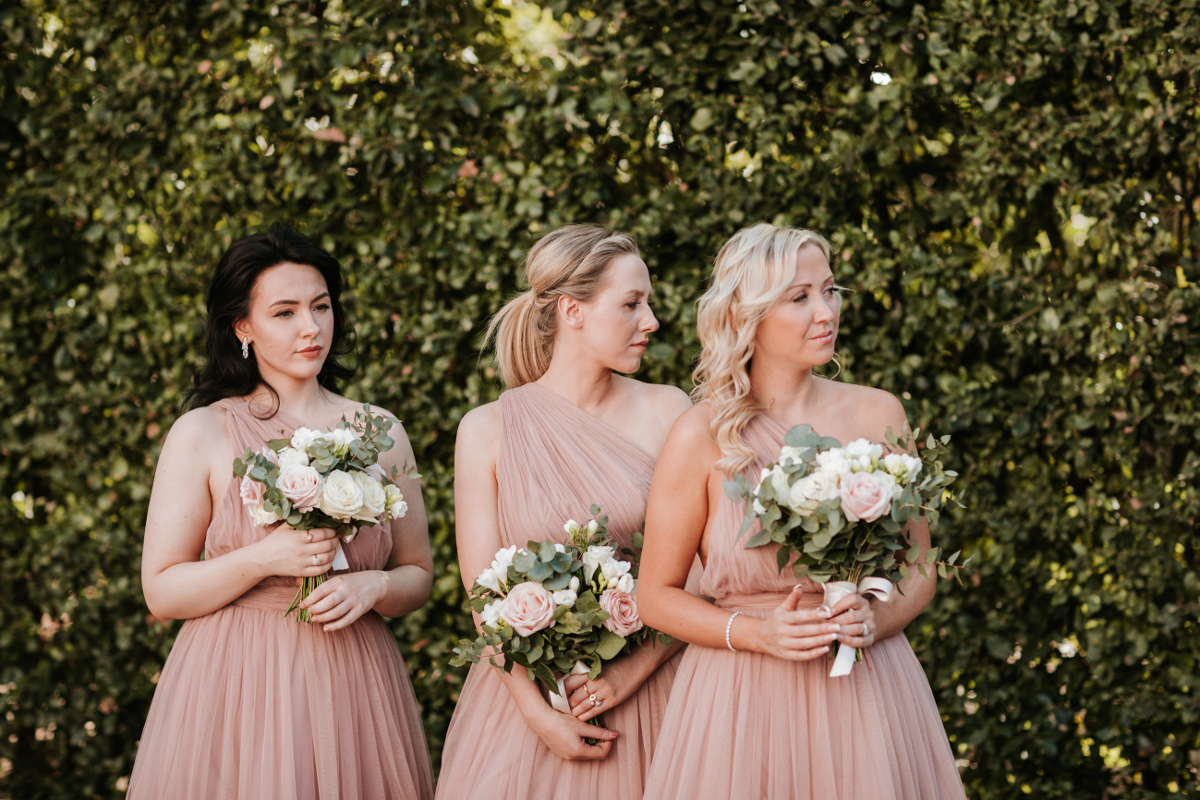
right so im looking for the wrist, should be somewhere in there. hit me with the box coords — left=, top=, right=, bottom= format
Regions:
left=238, top=540, right=271, bottom=582
left=730, top=613, right=763, bottom=654
left=369, top=570, right=392, bottom=608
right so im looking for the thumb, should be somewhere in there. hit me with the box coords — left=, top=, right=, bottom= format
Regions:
left=780, top=584, right=805, bottom=613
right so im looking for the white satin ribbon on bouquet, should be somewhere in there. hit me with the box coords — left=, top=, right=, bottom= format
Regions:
left=549, top=661, right=590, bottom=713
left=823, top=577, right=893, bottom=677
left=330, top=531, right=357, bottom=571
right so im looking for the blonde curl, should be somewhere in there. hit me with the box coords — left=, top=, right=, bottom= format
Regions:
left=691, top=223, right=834, bottom=475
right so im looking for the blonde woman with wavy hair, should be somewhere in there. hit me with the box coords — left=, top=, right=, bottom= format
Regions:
left=639, top=223, right=966, bottom=799
left=437, top=224, right=693, bottom=800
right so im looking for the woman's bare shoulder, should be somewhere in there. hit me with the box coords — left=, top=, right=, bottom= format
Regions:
left=825, top=380, right=908, bottom=438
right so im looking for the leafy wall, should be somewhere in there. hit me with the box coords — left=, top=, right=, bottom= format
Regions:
left=2, top=1, right=1197, bottom=796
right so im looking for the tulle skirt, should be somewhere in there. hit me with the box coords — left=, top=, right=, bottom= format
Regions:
left=436, top=648, right=683, bottom=800
left=128, top=588, right=434, bottom=800
left=644, top=608, right=965, bottom=800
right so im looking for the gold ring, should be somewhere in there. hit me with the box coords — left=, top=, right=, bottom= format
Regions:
left=312, top=555, right=320, bottom=566
left=588, top=693, right=597, bottom=703
left=305, top=532, right=313, bottom=543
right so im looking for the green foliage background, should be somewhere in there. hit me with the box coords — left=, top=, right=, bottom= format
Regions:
left=2, top=1, right=1198, bottom=797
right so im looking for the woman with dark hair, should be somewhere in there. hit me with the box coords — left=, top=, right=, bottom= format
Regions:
left=128, top=223, right=435, bottom=799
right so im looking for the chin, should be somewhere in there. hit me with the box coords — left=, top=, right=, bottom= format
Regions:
left=611, top=356, right=644, bottom=375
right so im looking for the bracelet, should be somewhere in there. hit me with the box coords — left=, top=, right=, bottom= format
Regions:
left=725, top=611, right=742, bottom=652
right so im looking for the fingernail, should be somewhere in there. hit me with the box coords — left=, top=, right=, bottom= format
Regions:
left=793, top=584, right=803, bottom=591
left=818, top=607, right=831, bottom=618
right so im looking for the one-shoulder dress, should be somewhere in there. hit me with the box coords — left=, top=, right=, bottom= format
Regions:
left=128, top=398, right=434, bottom=799
left=643, top=413, right=966, bottom=800
left=436, top=382, right=684, bottom=800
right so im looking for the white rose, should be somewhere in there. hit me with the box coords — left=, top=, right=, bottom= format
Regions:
left=320, top=427, right=360, bottom=456
left=564, top=519, right=582, bottom=536
left=249, top=502, right=280, bottom=527
left=569, top=576, right=580, bottom=593
left=318, top=469, right=364, bottom=522
left=480, top=599, right=505, bottom=629
left=476, top=567, right=503, bottom=594
left=787, top=469, right=840, bottom=511
left=552, top=589, right=578, bottom=608
left=276, top=446, right=309, bottom=470
left=491, top=545, right=518, bottom=575
left=768, top=465, right=791, bottom=503
left=290, top=427, right=322, bottom=452
left=842, top=438, right=884, bottom=470
left=616, top=573, right=635, bottom=594
left=586, top=519, right=598, bottom=536
left=815, top=449, right=853, bottom=480
left=384, top=484, right=408, bottom=519
left=752, top=498, right=767, bottom=515
left=351, top=471, right=387, bottom=523
left=582, top=545, right=615, bottom=582
left=600, top=558, right=631, bottom=588
left=554, top=543, right=566, bottom=553
left=779, top=445, right=804, bottom=467
left=882, top=453, right=922, bottom=484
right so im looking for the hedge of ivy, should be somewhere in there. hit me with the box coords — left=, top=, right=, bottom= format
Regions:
left=2, top=1, right=1198, bottom=797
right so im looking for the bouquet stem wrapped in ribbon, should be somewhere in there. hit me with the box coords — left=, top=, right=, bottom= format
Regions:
left=726, top=425, right=970, bottom=676
left=232, top=405, right=415, bottom=622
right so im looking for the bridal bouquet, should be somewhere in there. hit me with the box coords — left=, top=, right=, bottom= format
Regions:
left=725, top=425, right=968, bottom=675
left=450, top=506, right=670, bottom=720
left=232, top=405, right=412, bottom=622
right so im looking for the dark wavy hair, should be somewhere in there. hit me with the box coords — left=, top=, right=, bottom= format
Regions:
left=183, top=223, right=356, bottom=415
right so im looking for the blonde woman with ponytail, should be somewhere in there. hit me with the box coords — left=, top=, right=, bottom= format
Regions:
left=638, top=224, right=966, bottom=799
left=436, top=224, right=693, bottom=800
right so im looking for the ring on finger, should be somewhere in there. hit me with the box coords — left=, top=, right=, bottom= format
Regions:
left=305, top=532, right=313, bottom=543
left=588, top=693, right=597, bottom=703
left=312, top=554, right=321, bottom=566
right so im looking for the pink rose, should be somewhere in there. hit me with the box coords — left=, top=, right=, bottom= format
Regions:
left=276, top=465, right=324, bottom=513
left=599, top=589, right=643, bottom=637
left=840, top=471, right=893, bottom=522
left=500, top=582, right=557, bottom=637
left=239, top=476, right=265, bottom=507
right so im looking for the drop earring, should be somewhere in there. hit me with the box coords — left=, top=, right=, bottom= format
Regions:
left=242, top=337, right=250, bottom=359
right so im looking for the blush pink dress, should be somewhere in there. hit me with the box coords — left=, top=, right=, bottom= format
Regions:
left=127, top=398, right=434, bottom=800
left=643, top=413, right=966, bottom=800
left=435, top=382, right=684, bottom=800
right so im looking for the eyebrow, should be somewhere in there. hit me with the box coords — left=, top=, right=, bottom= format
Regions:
left=786, top=279, right=835, bottom=290
left=269, top=292, right=330, bottom=309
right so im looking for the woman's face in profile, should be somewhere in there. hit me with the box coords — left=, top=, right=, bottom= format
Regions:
left=753, top=245, right=839, bottom=370
left=577, top=253, right=660, bottom=374
left=237, top=262, right=334, bottom=383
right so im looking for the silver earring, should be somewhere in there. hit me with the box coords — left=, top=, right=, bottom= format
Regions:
left=241, top=337, right=250, bottom=359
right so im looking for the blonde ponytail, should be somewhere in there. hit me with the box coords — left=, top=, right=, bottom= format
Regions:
left=484, top=224, right=640, bottom=387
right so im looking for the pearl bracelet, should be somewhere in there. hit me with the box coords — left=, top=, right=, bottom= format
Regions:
left=725, top=611, right=742, bottom=652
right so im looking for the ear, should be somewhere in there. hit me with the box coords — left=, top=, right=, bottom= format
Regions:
left=557, top=294, right=584, bottom=329
left=233, top=317, right=251, bottom=342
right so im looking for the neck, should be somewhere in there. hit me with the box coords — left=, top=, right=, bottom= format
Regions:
left=248, top=369, right=333, bottom=421
left=747, top=357, right=822, bottom=422
left=535, top=351, right=618, bottom=413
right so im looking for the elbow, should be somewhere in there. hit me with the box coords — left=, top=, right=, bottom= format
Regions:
left=636, top=582, right=669, bottom=632
left=144, top=595, right=180, bottom=623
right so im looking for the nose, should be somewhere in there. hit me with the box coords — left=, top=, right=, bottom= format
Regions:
left=641, top=304, right=660, bottom=334
left=299, top=308, right=321, bottom=337
left=813, top=292, right=837, bottom=325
